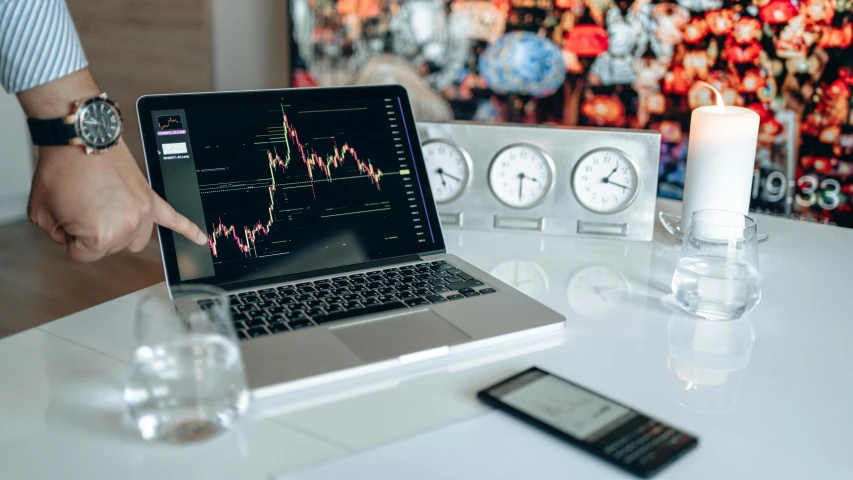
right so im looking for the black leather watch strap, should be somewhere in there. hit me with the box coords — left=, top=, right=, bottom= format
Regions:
left=26, top=117, right=78, bottom=146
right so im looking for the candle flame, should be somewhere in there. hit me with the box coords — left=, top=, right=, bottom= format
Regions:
left=698, top=81, right=726, bottom=114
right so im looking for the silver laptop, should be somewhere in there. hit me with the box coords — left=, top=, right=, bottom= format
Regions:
left=138, top=85, right=565, bottom=397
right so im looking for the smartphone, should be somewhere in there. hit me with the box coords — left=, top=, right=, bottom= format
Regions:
left=478, top=367, right=698, bottom=478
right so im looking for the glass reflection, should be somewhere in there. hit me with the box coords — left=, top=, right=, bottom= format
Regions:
left=667, top=312, right=755, bottom=414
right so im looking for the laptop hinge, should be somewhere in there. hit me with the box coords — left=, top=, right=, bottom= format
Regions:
left=217, top=254, right=426, bottom=292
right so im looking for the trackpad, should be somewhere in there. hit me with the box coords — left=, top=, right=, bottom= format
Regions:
left=331, top=310, right=471, bottom=363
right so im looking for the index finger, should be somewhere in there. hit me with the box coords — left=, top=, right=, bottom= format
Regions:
left=151, top=194, right=208, bottom=246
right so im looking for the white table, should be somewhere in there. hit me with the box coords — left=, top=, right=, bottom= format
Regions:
left=2, top=199, right=852, bottom=479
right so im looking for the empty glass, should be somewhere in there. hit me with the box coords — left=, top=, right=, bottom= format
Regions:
left=671, top=209, right=761, bottom=320
left=124, top=284, right=249, bottom=443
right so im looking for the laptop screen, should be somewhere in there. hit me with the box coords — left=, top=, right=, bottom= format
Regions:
left=139, top=86, right=444, bottom=288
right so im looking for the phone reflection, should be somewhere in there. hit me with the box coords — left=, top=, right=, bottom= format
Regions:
left=667, top=312, right=755, bottom=414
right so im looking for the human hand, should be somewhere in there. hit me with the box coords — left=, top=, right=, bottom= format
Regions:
left=27, top=140, right=208, bottom=263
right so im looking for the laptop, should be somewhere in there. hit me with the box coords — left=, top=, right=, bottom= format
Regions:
left=137, top=85, right=565, bottom=397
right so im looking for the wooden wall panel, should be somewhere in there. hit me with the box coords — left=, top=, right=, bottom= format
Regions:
left=66, top=0, right=214, bottom=166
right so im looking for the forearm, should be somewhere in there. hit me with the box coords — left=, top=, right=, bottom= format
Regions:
left=16, top=68, right=99, bottom=119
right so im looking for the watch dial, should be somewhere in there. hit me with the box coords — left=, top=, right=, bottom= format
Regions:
left=572, top=149, right=639, bottom=214
left=78, top=100, right=121, bottom=148
left=422, top=140, right=471, bottom=203
left=488, top=144, right=555, bottom=209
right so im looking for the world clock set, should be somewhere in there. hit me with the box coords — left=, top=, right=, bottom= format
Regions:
left=417, top=122, right=661, bottom=242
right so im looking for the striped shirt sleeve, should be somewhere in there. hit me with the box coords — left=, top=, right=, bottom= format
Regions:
left=0, top=0, right=88, bottom=93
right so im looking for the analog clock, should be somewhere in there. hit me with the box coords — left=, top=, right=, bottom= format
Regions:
left=572, top=149, right=639, bottom=214
left=422, top=139, right=472, bottom=204
left=490, top=260, right=550, bottom=298
left=488, top=144, right=555, bottom=209
left=566, top=265, right=630, bottom=318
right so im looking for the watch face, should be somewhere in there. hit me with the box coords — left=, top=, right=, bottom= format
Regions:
left=76, top=98, right=123, bottom=150
left=488, top=144, right=555, bottom=209
left=572, top=149, right=639, bottom=214
left=422, top=139, right=472, bottom=203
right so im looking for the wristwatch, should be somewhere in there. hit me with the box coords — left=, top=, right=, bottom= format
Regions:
left=26, top=93, right=123, bottom=154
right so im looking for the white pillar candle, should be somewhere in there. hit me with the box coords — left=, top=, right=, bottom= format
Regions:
left=680, top=84, right=760, bottom=232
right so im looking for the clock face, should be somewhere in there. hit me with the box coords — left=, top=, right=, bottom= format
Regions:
left=572, top=149, right=639, bottom=214
left=566, top=265, right=630, bottom=318
left=488, top=144, right=555, bottom=209
left=77, top=99, right=122, bottom=149
left=422, top=140, right=471, bottom=203
left=490, top=260, right=549, bottom=299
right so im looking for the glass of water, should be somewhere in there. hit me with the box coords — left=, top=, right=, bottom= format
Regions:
left=124, top=284, right=249, bottom=443
left=672, top=209, right=761, bottom=320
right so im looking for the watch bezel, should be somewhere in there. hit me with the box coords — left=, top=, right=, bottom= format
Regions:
left=73, top=96, right=123, bottom=151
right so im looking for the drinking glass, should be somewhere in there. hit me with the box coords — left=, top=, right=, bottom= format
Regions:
left=124, top=284, right=249, bottom=443
left=671, top=209, right=761, bottom=320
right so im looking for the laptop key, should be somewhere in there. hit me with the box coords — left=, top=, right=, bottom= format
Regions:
left=447, top=294, right=465, bottom=301
left=289, top=319, right=314, bottom=329
left=314, top=301, right=408, bottom=325
left=236, top=304, right=257, bottom=313
left=325, top=306, right=345, bottom=315
left=242, top=295, right=262, bottom=304
left=479, top=288, right=497, bottom=295
left=277, top=287, right=297, bottom=296
left=426, top=295, right=447, bottom=303
left=345, top=301, right=363, bottom=310
left=463, top=291, right=481, bottom=297
left=361, top=298, right=381, bottom=306
left=228, top=294, right=242, bottom=305
left=246, top=318, right=268, bottom=328
left=269, top=322, right=289, bottom=333
left=286, top=313, right=309, bottom=322
left=406, top=298, right=429, bottom=307
left=237, top=330, right=249, bottom=340
left=247, top=326, right=269, bottom=338
left=446, top=280, right=485, bottom=291
left=433, top=286, right=450, bottom=294
left=306, top=308, right=325, bottom=317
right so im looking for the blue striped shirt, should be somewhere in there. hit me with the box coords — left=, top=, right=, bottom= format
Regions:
left=0, top=0, right=87, bottom=93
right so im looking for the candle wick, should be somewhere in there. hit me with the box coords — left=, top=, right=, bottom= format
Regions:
left=698, top=81, right=726, bottom=114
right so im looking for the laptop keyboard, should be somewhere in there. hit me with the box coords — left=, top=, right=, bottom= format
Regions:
left=200, top=260, right=497, bottom=342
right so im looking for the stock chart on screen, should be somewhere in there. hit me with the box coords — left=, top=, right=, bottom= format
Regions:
left=153, top=95, right=434, bottom=282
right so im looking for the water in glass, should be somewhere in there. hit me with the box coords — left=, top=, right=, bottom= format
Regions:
left=672, top=210, right=761, bottom=320
left=125, top=285, right=249, bottom=443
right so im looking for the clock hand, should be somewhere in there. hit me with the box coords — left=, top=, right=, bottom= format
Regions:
left=436, top=168, right=447, bottom=186
left=517, top=173, right=525, bottom=201
left=608, top=181, right=630, bottom=190
left=444, top=172, right=463, bottom=182
left=604, top=163, right=619, bottom=181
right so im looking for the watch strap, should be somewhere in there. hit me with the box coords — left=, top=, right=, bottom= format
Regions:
left=26, top=118, right=78, bottom=146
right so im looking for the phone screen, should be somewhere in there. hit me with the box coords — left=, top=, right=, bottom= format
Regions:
left=479, top=368, right=698, bottom=478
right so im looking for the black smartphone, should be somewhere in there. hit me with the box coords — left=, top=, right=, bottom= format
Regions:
left=478, top=367, right=698, bottom=478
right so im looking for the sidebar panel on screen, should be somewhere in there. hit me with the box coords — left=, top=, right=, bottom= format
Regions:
left=151, top=109, right=215, bottom=281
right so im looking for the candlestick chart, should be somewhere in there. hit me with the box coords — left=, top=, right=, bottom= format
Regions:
left=197, top=104, right=405, bottom=260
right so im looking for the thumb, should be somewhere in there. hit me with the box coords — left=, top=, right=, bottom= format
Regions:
left=151, top=193, right=208, bottom=246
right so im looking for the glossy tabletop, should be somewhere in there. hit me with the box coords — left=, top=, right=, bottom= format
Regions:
left=2, top=199, right=851, bottom=479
